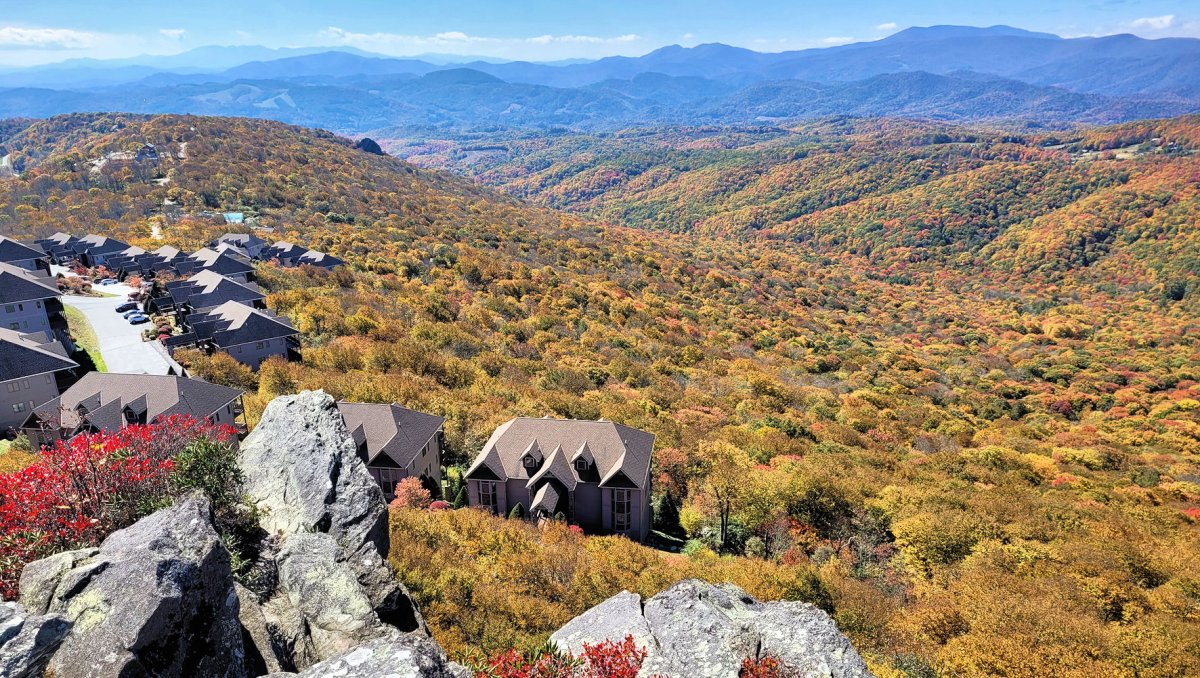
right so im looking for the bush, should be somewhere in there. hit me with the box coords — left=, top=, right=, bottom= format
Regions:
left=473, top=635, right=647, bottom=678
left=0, top=415, right=236, bottom=599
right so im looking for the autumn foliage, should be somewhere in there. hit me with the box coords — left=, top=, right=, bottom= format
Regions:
left=0, top=415, right=235, bottom=599
left=0, top=112, right=1197, bottom=674
left=475, top=635, right=649, bottom=678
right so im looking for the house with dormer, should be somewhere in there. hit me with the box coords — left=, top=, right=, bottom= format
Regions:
left=22, top=372, right=244, bottom=448
left=464, top=417, right=653, bottom=541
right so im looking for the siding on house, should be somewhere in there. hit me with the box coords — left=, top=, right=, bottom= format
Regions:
left=0, top=372, right=62, bottom=430
left=464, top=417, right=654, bottom=541
left=0, top=327, right=77, bottom=431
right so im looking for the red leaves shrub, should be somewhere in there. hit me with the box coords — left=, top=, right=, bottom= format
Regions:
left=578, top=636, right=648, bottom=678
left=0, top=415, right=235, bottom=599
left=477, top=648, right=576, bottom=678
left=740, top=656, right=801, bottom=678
left=474, top=635, right=650, bottom=678
left=390, top=477, right=432, bottom=510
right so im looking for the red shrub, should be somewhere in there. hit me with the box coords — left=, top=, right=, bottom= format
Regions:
left=474, top=634, right=651, bottom=678
left=0, top=416, right=234, bottom=599
left=740, top=656, right=783, bottom=678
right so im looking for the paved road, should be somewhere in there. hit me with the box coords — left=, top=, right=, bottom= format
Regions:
left=62, top=285, right=172, bottom=375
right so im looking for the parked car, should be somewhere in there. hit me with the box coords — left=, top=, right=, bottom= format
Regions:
left=97, top=278, right=118, bottom=286
left=127, top=313, right=149, bottom=324
left=123, top=309, right=145, bottom=319
left=115, top=302, right=138, bottom=313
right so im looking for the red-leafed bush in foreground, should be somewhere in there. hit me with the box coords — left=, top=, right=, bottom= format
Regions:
left=474, top=635, right=651, bottom=678
left=0, top=415, right=236, bottom=599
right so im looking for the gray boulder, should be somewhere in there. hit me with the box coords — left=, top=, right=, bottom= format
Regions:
left=237, top=390, right=425, bottom=670
left=277, top=632, right=471, bottom=678
left=0, top=601, right=70, bottom=678
left=238, top=390, right=388, bottom=562
left=16, top=495, right=246, bottom=678
left=550, top=579, right=872, bottom=678
left=275, top=532, right=387, bottom=659
left=238, top=390, right=419, bottom=620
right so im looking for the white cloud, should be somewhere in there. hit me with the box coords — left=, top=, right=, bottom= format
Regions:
left=1131, top=15, right=1175, bottom=30
left=316, top=26, right=643, bottom=59
left=159, top=28, right=186, bottom=41
left=821, top=36, right=856, bottom=45
left=875, top=22, right=899, bottom=31
left=0, top=26, right=99, bottom=50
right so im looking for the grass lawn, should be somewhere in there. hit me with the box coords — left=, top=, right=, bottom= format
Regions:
left=63, top=305, right=107, bottom=372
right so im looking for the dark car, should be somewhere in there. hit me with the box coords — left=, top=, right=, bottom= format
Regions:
left=115, top=302, right=139, bottom=313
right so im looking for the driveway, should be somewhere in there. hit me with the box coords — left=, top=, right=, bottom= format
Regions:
left=62, top=283, right=172, bottom=375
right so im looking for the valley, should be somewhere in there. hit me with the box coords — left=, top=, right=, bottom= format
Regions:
left=0, top=111, right=1195, bottom=674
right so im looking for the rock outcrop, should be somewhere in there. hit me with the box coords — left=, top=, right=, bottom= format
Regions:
left=16, top=495, right=246, bottom=678
left=237, top=390, right=424, bottom=670
left=0, top=602, right=70, bottom=678
left=551, top=579, right=873, bottom=678
left=269, top=633, right=470, bottom=678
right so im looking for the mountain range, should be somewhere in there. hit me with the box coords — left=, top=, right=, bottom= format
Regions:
left=1, top=26, right=1198, bottom=132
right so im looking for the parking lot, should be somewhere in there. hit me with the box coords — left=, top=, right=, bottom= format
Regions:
left=61, top=281, right=172, bottom=375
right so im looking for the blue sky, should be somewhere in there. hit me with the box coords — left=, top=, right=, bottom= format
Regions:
left=0, top=0, right=1197, bottom=65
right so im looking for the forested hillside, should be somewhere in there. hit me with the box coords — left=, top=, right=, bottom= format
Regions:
left=0, top=113, right=1197, bottom=676
left=395, top=115, right=1200, bottom=292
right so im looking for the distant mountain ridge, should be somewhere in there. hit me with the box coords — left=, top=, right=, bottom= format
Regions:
left=0, top=25, right=1197, bottom=131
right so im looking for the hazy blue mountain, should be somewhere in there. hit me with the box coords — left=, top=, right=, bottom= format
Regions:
left=0, top=68, right=1192, bottom=134
left=223, top=52, right=440, bottom=79
left=0, top=25, right=1197, bottom=131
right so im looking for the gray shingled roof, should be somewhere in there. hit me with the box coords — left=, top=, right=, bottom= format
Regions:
left=33, top=372, right=243, bottom=433
left=338, top=402, right=445, bottom=468
left=216, top=233, right=266, bottom=248
left=0, top=262, right=61, bottom=304
left=0, top=328, right=77, bottom=381
left=0, top=236, right=46, bottom=263
left=181, top=301, right=297, bottom=348
left=466, top=417, right=654, bottom=490
left=187, top=248, right=255, bottom=277
left=164, top=270, right=265, bottom=311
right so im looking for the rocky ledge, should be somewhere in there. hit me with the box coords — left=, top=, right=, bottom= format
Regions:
left=0, top=390, right=872, bottom=678
left=552, top=580, right=872, bottom=677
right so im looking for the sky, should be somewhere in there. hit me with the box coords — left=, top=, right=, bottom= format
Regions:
left=0, top=0, right=1197, bottom=66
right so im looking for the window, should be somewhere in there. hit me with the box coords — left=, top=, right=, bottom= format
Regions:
left=11, top=402, right=25, bottom=414
left=4, top=304, right=13, bottom=313
left=35, top=301, right=41, bottom=309
left=373, top=468, right=405, bottom=495
left=523, top=456, right=537, bottom=469
left=45, top=375, right=52, bottom=384
left=612, top=490, right=631, bottom=532
left=8, top=323, right=17, bottom=330
left=5, top=383, right=15, bottom=393
left=16, top=304, right=22, bottom=311
left=20, top=380, right=28, bottom=390
left=479, top=481, right=498, bottom=513
left=575, top=459, right=588, bottom=471
left=255, top=341, right=265, bottom=350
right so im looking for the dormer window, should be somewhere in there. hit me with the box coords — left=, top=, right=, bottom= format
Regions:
left=523, top=456, right=537, bottom=469
left=575, top=459, right=588, bottom=471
